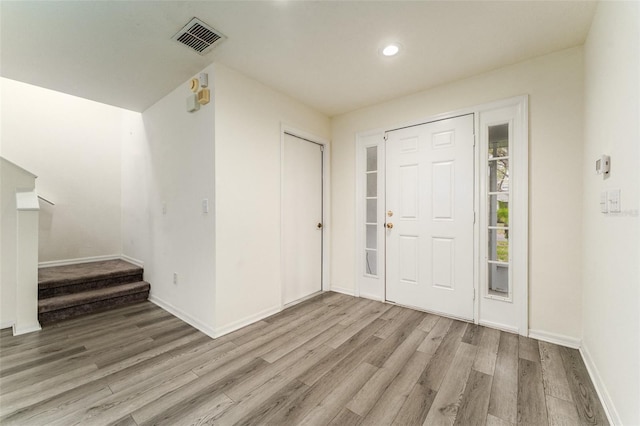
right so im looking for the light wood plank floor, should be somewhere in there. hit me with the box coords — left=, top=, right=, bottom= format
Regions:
left=0, top=292, right=608, bottom=425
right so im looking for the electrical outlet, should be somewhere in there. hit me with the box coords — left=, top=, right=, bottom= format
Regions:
left=173, top=273, right=178, bottom=285
left=202, top=198, right=209, bottom=214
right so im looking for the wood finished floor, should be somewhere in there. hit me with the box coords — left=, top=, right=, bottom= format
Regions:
left=0, top=292, right=608, bottom=426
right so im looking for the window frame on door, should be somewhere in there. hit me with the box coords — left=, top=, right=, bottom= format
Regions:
left=354, top=130, right=386, bottom=301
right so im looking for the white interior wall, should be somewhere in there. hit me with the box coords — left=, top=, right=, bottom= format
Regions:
left=581, top=2, right=640, bottom=424
left=213, top=63, right=330, bottom=334
left=0, top=78, right=124, bottom=263
left=121, top=65, right=217, bottom=336
left=330, top=47, right=585, bottom=340
left=0, top=159, right=36, bottom=327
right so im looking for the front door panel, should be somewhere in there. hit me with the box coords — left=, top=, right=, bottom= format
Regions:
left=386, top=115, right=474, bottom=320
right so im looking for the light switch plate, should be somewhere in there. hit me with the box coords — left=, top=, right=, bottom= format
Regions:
left=608, top=189, right=621, bottom=213
left=600, top=191, right=608, bottom=213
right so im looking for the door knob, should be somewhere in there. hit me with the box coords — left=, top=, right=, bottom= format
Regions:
left=386, top=223, right=394, bottom=229
left=317, top=223, right=323, bottom=229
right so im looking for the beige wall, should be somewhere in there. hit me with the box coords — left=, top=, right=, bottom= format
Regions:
left=581, top=2, right=639, bottom=424
left=1, top=78, right=125, bottom=262
left=213, top=63, right=330, bottom=333
left=330, top=47, right=584, bottom=339
left=122, top=64, right=217, bottom=335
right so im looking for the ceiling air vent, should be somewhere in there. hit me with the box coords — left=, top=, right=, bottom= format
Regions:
left=172, top=18, right=226, bottom=55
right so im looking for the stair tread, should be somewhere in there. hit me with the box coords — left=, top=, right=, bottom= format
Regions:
left=38, top=281, right=150, bottom=313
left=39, top=259, right=142, bottom=289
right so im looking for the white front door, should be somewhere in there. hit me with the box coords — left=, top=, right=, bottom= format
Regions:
left=282, top=133, right=323, bottom=305
left=385, top=115, right=475, bottom=320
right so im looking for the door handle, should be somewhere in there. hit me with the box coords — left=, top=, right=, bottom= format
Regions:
left=386, top=223, right=394, bottom=229
left=317, top=223, right=323, bottom=229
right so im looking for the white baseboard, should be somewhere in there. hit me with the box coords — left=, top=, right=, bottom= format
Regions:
left=1, top=320, right=15, bottom=330
left=330, top=285, right=355, bottom=296
left=38, top=254, right=121, bottom=268
left=528, top=329, right=581, bottom=349
left=213, top=304, right=281, bottom=338
left=120, top=255, right=144, bottom=268
left=479, top=319, right=519, bottom=334
left=580, top=343, right=619, bottom=426
left=148, top=294, right=217, bottom=339
left=12, top=322, right=42, bottom=336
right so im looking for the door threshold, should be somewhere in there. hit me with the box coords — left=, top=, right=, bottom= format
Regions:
left=384, top=300, right=474, bottom=324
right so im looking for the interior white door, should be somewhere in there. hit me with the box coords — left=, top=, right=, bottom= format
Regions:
left=282, top=133, right=323, bottom=305
left=385, top=115, right=475, bottom=320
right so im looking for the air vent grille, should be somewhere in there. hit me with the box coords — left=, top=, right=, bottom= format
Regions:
left=173, top=18, right=225, bottom=55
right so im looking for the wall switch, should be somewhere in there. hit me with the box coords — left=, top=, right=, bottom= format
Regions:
left=600, top=191, right=608, bottom=213
left=202, top=198, right=209, bottom=214
left=608, top=189, right=621, bottom=213
left=173, top=273, right=178, bottom=285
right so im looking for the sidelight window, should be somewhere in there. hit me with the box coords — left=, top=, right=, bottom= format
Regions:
left=487, top=123, right=510, bottom=297
left=365, top=146, right=378, bottom=276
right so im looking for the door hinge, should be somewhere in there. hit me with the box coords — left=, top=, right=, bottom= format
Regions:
left=320, top=145, right=324, bottom=152
left=473, top=211, right=476, bottom=223
left=473, top=288, right=476, bottom=300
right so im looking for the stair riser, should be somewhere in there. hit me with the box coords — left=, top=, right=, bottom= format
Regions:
left=39, top=272, right=144, bottom=299
left=38, top=291, right=149, bottom=325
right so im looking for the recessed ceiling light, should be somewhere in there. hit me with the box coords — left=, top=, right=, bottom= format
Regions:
left=382, top=44, right=400, bottom=57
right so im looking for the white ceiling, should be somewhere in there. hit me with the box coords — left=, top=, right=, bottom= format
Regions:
left=0, top=1, right=597, bottom=116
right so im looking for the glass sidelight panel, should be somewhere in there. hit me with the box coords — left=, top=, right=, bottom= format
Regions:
left=366, top=225, right=377, bottom=249
left=488, top=195, right=508, bottom=227
left=365, top=249, right=377, bottom=275
left=489, top=158, right=509, bottom=192
left=366, top=173, right=377, bottom=197
left=487, top=123, right=510, bottom=298
left=366, top=147, right=378, bottom=172
left=488, top=264, right=509, bottom=295
left=488, top=124, right=509, bottom=158
left=488, top=228, right=509, bottom=262
left=364, top=145, right=378, bottom=277
left=366, top=199, right=377, bottom=223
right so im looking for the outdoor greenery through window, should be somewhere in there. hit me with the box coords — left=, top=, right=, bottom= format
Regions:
left=365, top=146, right=378, bottom=276
left=488, top=123, right=510, bottom=297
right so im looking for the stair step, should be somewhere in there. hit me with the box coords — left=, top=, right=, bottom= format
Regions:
left=39, top=259, right=143, bottom=298
left=38, top=281, right=150, bottom=324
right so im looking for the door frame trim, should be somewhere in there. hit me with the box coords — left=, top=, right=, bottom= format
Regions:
left=354, top=95, right=528, bottom=335
left=280, top=124, right=331, bottom=310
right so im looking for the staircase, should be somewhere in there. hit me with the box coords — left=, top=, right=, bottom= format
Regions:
left=38, top=259, right=150, bottom=324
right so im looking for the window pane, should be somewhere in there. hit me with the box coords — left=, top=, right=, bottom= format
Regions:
left=488, top=195, right=509, bottom=227
left=366, top=225, right=377, bottom=249
left=489, top=158, right=509, bottom=192
left=366, top=172, right=377, bottom=197
left=366, top=199, right=377, bottom=223
left=365, top=249, right=377, bottom=275
left=488, top=123, right=509, bottom=158
left=488, top=228, right=509, bottom=261
left=366, top=147, right=377, bottom=172
left=488, top=264, right=509, bottom=296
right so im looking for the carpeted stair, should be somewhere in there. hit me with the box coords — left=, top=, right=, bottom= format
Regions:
left=38, top=259, right=150, bottom=324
